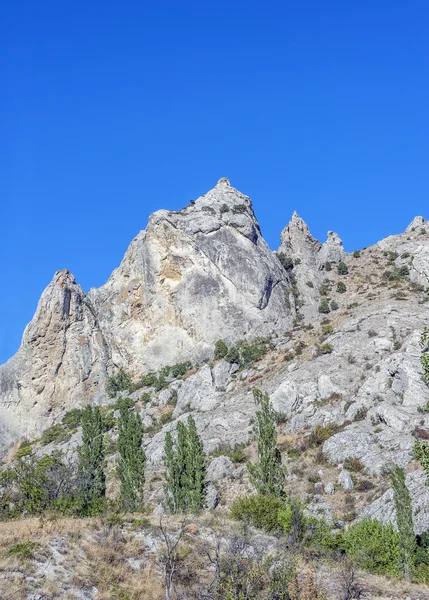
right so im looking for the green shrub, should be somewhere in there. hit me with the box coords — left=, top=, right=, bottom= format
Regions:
left=337, top=281, right=346, bottom=293
left=214, top=339, right=228, bottom=360
left=337, top=262, right=349, bottom=275
left=114, top=397, right=134, bottom=412
left=324, top=261, right=332, bottom=271
left=62, top=408, right=83, bottom=430
left=160, top=411, right=173, bottom=425
left=305, top=424, right=340, bottom=448
left=8, top=541, right=39, bottom=561
left=40, top=423, right=70, bottom=446
left=139, top=372, right=158, bottom=387
left=319, top=343, right=333, bottom=355
left=15, top=445, right=32, bottom=459
left=220, top=203, right=230, bottom=214
left=330, top=300, right=339, bottom=310
left=277, top=253, right=294, bottom=271
left=230, top=494, right=285, bottom=533
left=318, top=299, right=331, bottom=314
left=159, top=361, right=192, bottom=380
left=232, top=203, right=247, bottom=214
left=224, top=338, right=271, bottom=368
left=343, top=518, right=400, bottom=575
left=343, top=458, right=364, bottom=472
left=106, top=370, right=133, bottom=398
left=213, top=443, right=247, bottom=463
left=140, top=392, right=151, bottom=404
left=353, top=250, right=361, bottom=258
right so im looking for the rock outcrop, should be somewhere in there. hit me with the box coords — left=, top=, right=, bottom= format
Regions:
left=0, top=179, right=294, bottom=445
left=89, top=178, right=294, bottom=373
left=0, top=270, right=110, bottom=444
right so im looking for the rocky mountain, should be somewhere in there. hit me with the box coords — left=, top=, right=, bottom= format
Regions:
left=0, top=178, right=294, bottom=444
left=1, top=178, right=429, bottom=535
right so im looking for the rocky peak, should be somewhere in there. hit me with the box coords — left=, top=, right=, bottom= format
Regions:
left=0, top=270, right=110, bottom=446
left=87, top=179, right=294, bottom=372
left=278, top=213, right=322, bottom=316
left=406, top=215, right=425, bottom=232
left=317, top=230, right=346, bottom=267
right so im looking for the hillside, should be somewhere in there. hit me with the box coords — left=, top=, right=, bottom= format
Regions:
left=1, top=179, right=429, bottom=599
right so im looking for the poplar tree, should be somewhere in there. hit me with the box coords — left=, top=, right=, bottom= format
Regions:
left=247, top=389, right=285, bottom=498
left=77, top=405, right=106, bottom=513
left=164, top=416, right=206, bottom=513
left=421, top=328, right=429, bottom=384
left=117, top=402, right=146, bottom=511
left=390, top=466, right=416, bottom=579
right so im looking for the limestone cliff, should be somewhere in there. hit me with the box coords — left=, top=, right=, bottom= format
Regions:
left=0, top=179, right=294, bottom=444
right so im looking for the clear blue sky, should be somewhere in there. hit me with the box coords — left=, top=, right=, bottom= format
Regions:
left=2, top=1, right=428, bottom=363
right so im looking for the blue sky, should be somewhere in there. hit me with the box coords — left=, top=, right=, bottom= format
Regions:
left=1, top=1, right=428, bottom=363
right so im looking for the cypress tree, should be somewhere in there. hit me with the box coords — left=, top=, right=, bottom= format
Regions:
left=77, top=405, right=105, bottom=513
left=117, top=402, right=146, bottom=511
left=163, top=416, right=206, bottom=513
left=186, top=416, right=206, bottom=512
left=421, top=328, right=429, bottom=384
left=247, top=389, right=285, bottom=498
left=390, top=466, right=416, bottom=579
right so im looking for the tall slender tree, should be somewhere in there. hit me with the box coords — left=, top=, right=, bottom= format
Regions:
left=164, top=416, right=206, bottom=513
left=421, top=327, right=429, bottom=384
left=390, top=466, right=416, bottom=579
left=117, top=402, right=146, bottom=511
left=77, top=405, right=106, bottom=513
left=247, top=389, right=285, bottom=498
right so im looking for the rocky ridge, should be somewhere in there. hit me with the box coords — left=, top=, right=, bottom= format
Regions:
left=1, top=180, right=429, bottom=535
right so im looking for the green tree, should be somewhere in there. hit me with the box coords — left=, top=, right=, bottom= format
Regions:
left=117, top=403, right=146, bottom=511
left=214, top=339, right=228, bottom=360
left=414, top=440, right=429, bottom=484
left=421, top=328, right=429, bottom=384
left=337, top=261, right=349, bottom=275
left=247, top=389, right=285, bottom=498
left=318, top=299, right=331, bottom=314
left=186, top=415, right=206, bottom=512
left=77, top=405, right=106, bottom=514
left=106, top=370, right=133, bottom=398
left=390, top=466, right=417, bottom=579
left=164, top=416, right=206, bottom=513
left=343, top=518, right=400, bottom=576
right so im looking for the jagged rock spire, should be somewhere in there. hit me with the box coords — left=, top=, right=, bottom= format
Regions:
left=317, top=230, right=346, bottom=267
left=406, top=216, right=425, bottom=232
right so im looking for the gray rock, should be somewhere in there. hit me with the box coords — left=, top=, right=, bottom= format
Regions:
left=317, top=231, right=346, bottom=267
left=206, top=484, right=220, bottom=510
left=338, top=470, right=354, bottom=491
left=158, top=388, right=173, bottom=408
left=142, top=415, right=154, bottom=428
left=318, top=374, right=337, bottom=399
left=173, top=365, right=223, bottom=417
left=324, top=482, right=335, bottom=495
left=212, top=360, right=231, bottom=390
left=206, top=456, right=234, bottom=482
left=406, top=216, right=425, bottom=232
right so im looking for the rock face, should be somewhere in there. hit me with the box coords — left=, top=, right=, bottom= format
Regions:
left=1, top=180, right=429, bottom=533
left=89, top=178, right=294, bottom=373
left=0, top=270, right=110, bottom=443
left=317, top=231, right=346, bottom=267
left=278, top=212, right=322, bottom=315
left=0, top=179, right=294, bottom=445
